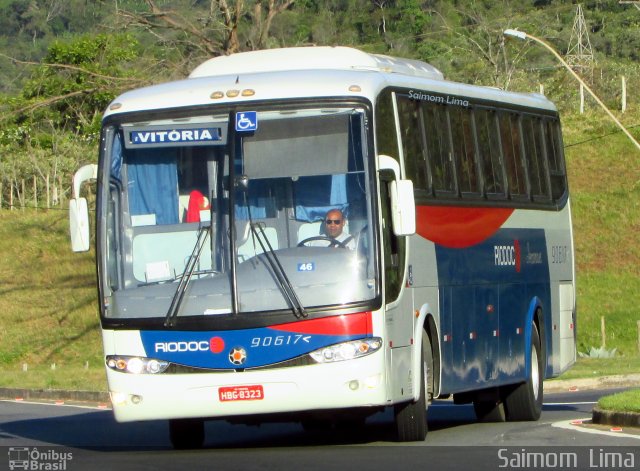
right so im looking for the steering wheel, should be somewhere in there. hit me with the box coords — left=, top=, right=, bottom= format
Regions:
left=297, top=236, right=349, bottom=248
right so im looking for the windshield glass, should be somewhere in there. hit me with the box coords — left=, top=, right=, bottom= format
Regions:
left=101, top=107, right=377, bottom=322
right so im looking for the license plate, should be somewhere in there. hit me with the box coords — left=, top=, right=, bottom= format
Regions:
left=218, top=385, right=264, bottom=402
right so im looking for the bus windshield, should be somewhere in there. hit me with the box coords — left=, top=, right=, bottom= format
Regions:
left=101, top=107, right=377, bottom=322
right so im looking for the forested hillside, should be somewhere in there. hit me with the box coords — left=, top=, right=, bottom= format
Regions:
left=0, top=0, right=639, bottom=207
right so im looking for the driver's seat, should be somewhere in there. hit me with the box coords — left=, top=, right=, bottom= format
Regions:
left=297, top=221, right=323, bottom=245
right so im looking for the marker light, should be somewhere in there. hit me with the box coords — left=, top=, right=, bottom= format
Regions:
left=309, top=337, right=382, bottom=364
left=110, top=392, right=128, bottom=405
left=106, top=356, right=169, bottom=374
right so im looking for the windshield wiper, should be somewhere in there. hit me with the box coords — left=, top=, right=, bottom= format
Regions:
left=164, top=225, right=210, bottom=327
left=235, top=172, right=306, bottom=319
left=250, top=222, right=307, bottom=319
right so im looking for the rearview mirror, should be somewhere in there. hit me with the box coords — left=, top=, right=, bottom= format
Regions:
left=69, top=198, right=90, bottom=252
left=378, top=155, right=416, bottom=236
left=389, top=179, right=416, bottom=236
left=69, top=164, right=97, bottom=252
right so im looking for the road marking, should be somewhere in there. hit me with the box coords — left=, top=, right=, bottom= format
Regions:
left=553, top=418, right=640, bottom=440
left=1, top=399, right=110, bottom=411
left=544, top=401, right=597, bottom=406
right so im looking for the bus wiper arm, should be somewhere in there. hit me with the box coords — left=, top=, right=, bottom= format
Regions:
left=251, top=223, right=307, bottom=319
left=164, top=225, right=210, bottom=327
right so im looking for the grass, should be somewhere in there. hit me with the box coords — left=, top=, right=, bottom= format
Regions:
left=575, top=272, right=640, bottom=356
left=598, top=389, right=640, bottom=414
left=554, top=357, right=640, bottom=381
left=0, top=209, right=105, bottom=391
left=563, top=108, right=640, bottom=359
left=0, top=365, right=106, bottom=391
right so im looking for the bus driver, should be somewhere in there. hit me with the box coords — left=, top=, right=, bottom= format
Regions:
left=311, top=209, right=355, bottom=249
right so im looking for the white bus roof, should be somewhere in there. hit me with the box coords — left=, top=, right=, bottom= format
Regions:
left=104, top=47, right=557, bottom=119
left=189, top=46, right=444, bottom=80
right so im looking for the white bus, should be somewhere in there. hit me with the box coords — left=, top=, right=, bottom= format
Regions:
left=70, top=46, right=576, bottom=448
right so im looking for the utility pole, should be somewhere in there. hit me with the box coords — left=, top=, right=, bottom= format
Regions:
left=565, top=4, right=595, bottom=72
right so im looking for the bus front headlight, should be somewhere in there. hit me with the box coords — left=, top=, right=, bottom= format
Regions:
left=309, top=337, right=382, bottom=363
left=106, top=356, right=170, bottom=374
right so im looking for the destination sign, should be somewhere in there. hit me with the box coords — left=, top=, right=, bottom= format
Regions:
left=123, top=122, right=228, bottom=149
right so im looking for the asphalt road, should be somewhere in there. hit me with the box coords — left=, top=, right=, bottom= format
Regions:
left=1, top=388, right=638, bottom=471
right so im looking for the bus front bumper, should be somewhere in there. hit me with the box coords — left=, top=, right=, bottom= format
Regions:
left=106, top=352, right=388, bottom=422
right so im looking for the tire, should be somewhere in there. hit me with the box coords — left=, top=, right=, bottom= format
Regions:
left=473, top=398, right=506, bottom=422
left=394, top=331, right=430, bottom=442
left=504, top=323, right=543, bottom=421
left=169, top=418, right=205, bottom=449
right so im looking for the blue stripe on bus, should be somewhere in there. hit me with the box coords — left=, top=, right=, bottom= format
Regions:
left=139, top=326, right=367, bottom=369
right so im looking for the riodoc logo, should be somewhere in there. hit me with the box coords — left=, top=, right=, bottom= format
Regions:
left=494, top=240, right=521, bottom=273
left=154, top=336, right=226, bottom=354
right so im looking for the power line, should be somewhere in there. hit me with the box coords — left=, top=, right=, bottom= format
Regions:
left=565, top=123, right=640, bottom=148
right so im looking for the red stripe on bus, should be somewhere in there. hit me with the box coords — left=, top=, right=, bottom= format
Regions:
left=271, top=312, right=372, bottom=335
left=416, top=205, right=514, bottom=248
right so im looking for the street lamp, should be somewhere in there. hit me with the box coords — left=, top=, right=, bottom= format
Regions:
left=503, top=28, right=640, bottom=152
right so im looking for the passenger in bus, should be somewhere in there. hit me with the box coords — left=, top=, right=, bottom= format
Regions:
left=185, top=190, right=210, bottom=223
left=309, top=209, right=355, bottom=249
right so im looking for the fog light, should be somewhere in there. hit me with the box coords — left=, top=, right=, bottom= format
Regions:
left=130, top=394, right=143, bottom=404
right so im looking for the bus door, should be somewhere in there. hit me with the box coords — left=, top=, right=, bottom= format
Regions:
left=379, top=172, right=413, bottom=399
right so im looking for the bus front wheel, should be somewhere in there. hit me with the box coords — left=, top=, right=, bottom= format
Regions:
left=394, top=331, right=430, bottom=442
left=504, top=323, right=543, bottom=421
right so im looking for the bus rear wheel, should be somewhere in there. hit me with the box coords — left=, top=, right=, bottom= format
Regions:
left=394, top=331, right=431, bottom=442
left=169, top=418, right=205, bottom=449
left=504, top=323, right=543, bottom=421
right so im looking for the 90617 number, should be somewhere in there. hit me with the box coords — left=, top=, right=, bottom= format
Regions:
left=250, top=334, right=311, bottom=348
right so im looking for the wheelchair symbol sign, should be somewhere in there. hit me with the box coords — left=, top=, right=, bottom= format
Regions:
left=235, top=111, right=258, bottom=132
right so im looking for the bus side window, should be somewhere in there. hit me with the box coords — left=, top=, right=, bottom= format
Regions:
left=499, top=112, right=527, bottom=200
left=450, top=106, right=481, bottom=197
left=543, top=118, right=567, bottom=202
left=475, top=108, right=507, bottom=199
left=522, top=115, right=551, bottom=202
left=424, top=102, right=456, bottom=195
left=397, top=97, right=430, bottom=194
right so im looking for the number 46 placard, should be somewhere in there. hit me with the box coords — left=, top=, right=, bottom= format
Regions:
left=297, top=262, right=315, bottom=272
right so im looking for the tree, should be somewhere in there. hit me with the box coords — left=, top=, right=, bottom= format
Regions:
left=1, top=32, right=148, bottom=149
left=117, top=0, right=295, bottom=70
